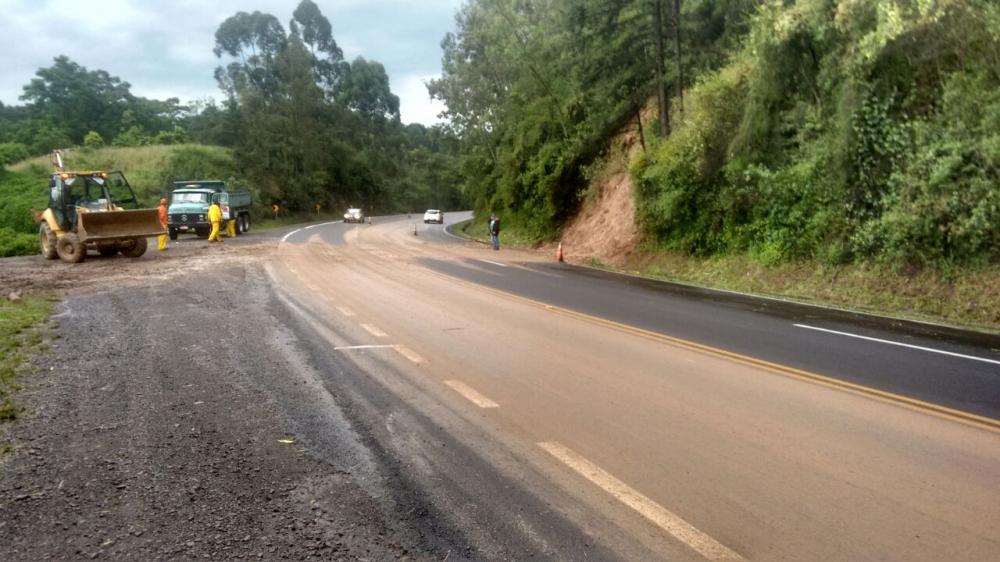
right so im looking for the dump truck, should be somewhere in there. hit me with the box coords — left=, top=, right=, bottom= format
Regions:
left=32, top=152, right=165, bottom=263
left=167, top=181, right=252, bottom=239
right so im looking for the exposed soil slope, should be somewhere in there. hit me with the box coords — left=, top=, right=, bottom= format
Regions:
left=558, top=121, right=643, bottom=267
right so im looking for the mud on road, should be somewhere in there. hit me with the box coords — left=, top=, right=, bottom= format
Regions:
left=0, top=237, right=473, bottom=561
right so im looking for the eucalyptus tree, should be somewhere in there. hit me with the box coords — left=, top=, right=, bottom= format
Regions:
left=19, top=56, right=134, bottom=145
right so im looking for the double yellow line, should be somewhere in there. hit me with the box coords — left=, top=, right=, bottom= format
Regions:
left=436, top=270, right=1000, bottom=435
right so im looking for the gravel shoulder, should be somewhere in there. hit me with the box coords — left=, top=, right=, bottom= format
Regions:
left=0, top=238, right=462, bottom=561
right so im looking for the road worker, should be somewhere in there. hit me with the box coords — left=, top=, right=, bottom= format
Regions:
left=207, top=198, right=223, bottom=243
left=157, top=198, right=169, bottom=251
left=225, top=211, right=236, bottom=238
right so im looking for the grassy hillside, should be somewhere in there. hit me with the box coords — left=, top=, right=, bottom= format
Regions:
left=8, top=144, right=239, bottom=204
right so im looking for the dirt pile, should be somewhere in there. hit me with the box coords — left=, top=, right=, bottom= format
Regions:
left=557, top=117, right=645, bottom=268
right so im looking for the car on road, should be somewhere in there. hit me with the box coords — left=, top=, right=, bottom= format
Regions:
left=344, top=208, right=364, bottom=223
left=423, top=209, right=443, bottom=224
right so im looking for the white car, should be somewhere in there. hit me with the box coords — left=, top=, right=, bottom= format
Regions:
left=423, top=209, right=443, bottom=224
left=343, top=208, right=364, bottom=223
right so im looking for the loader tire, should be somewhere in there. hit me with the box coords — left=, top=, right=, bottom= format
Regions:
left=39, top=223, right=58, bottom=260
left=56, top=233, right=86, bottom=263
left=119, top=237, right=148, bottom=258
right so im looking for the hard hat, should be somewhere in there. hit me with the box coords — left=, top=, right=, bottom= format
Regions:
left=160, top=198, right=167, bottom=204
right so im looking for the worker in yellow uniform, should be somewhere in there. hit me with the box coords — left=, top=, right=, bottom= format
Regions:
left=207, top=198, right=223, bottom=243
left=157, top=198, right=169, bottom=251
left=225, top=210, right=236, bottom=238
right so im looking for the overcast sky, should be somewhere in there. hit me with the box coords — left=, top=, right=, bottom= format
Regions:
left=0, top=0, right=462, bottom=126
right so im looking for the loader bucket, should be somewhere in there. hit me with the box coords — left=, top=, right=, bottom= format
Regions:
left=77, top=209, right=166, bottom=243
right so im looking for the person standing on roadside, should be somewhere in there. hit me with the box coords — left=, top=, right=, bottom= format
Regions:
left=157, top=198, right=169, bottom=251
left=489, top=213, right=500, bottom=250
left=207, top=197, right=223, bottom=243
left=225, top=202, right=237, bottom=238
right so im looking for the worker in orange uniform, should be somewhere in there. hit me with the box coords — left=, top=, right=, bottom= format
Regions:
left=157, top=198, right=169, bottom=251
left=207, top=198, right=223, bottom=243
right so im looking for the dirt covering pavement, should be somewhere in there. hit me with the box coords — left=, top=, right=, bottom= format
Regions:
left=0, top=238, right=472, bottom=561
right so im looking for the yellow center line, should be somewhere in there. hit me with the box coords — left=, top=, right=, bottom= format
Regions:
left=425, top=271, right=1000, bottom=435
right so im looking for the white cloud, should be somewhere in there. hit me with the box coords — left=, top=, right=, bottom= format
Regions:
left=0, top=0, right=461, bottom=125
left=396, top=75, right=447, bottom=127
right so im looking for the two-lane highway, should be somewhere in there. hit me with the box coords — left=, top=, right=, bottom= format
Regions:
left=264, top=212, right=1000, bottom=561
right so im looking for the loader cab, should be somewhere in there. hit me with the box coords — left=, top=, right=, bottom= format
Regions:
left=47, top=171, right=141, bottom=231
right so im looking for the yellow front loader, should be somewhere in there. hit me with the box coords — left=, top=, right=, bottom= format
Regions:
left=32, top=153, right=165, bottom=263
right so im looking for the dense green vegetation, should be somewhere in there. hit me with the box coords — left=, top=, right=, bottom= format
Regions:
left=433, top=0, right=1000, bottom=268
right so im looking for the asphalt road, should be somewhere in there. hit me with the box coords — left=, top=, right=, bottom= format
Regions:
left=265, top=213, right=1000, bottom=561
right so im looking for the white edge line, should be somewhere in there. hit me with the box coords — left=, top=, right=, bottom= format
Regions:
left=539, top=442, right=746, bottom=562
left=337, top=307, right=355, bottom=317
left=280, top=228, right=302, bottom=243
left=795, top=324, right=1000, bottom=366
left=444, top=380, right=499, bottom=408
left=480, top=259, right=507, bottom=267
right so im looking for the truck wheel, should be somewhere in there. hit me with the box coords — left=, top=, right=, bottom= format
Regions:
left=242, top=216, right=250, bottom=233
left=56, top=233, right=86, bottom=263
left=195, top=227, right=209, bottom=238
left=169, top=228, right=178, bottom=241
left=39, top=223, right=58, bottom=260
left=119, top=237, right=148, bottom=258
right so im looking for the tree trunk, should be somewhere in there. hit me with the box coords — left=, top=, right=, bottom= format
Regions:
left=672, top=0, right=683, bottom=114
left=635, top=101, right=647, bottom=152
left=653, top=0, right=669, bottom=137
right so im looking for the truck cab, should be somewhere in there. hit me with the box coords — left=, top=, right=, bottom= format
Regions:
left=167, top=181, right=226, bottom=239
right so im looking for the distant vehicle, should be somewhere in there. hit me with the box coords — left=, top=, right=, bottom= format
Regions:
left=344, top=208, right=364, bottom=223
left=423, top=209, right=443, bottom=224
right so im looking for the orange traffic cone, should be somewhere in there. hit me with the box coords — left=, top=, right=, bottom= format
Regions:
left=556, top=242, right=564, bottom=262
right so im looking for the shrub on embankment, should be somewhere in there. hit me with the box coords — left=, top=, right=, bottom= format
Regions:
left=633, top=0, right=1000, bottom=269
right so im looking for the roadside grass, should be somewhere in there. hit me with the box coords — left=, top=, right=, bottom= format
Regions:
left=452, top=218, right=539, bottom=248
left=0, top=295, right=55, bottom=429
left=624, top=252, right=1000, bottom=333
left=253, top=213, right=340, bottom=232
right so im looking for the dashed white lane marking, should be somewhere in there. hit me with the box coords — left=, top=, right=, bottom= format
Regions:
left=334, top=345, right=394, bottom=351
left=444, top=380, right=499, bottom=408
left=337, top=307, right=355, bottom=317
left=480, top=259, right=507, bottom=267
left=391, top=344, right=423, bottom=363
left=795, top=324, right=1000, bottom=366
left=306, top=284, right=320, bottom=292
left=321, top=295, right=333, bottom=302
left=289, top=268, right=299, bottom=275
left=539, top=442, right=746, bottom=562
left=361, top=324, right=387, bottom=337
